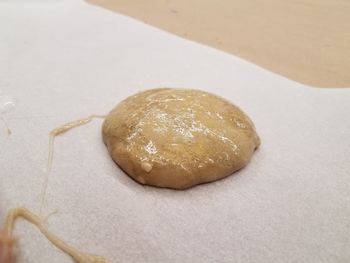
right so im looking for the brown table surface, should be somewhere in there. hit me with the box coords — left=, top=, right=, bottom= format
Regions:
left=87, top=0, right=350, bottom=88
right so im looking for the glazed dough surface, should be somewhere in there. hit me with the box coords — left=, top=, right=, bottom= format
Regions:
left=103, top=88, right=260, bottom=189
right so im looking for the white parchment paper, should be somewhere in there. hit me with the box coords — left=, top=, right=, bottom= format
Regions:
left=0, top=1, right=349, bottom=262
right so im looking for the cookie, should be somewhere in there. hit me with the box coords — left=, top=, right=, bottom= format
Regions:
left=102, top=88, right=260, bottom=189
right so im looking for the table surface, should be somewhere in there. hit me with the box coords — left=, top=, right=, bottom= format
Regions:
left=87, top=0, right=350, bottom=88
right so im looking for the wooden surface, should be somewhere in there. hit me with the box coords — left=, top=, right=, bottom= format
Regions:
left=87, top=0, right=350, bottom=87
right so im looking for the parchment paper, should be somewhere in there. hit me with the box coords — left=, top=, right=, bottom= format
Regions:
left=0, top=1, right=349, bottom=262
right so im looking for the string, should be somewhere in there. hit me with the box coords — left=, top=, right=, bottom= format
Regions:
left=2, top=207, right=112, bottom=263
left=39, top=115, right=106, bottom=215
left=1, top=116, right=11, bottom=135
left=0, top=114, right=112, bottom=262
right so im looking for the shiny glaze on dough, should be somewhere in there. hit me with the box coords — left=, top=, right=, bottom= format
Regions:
left=103, top=88, right=260, bottom=189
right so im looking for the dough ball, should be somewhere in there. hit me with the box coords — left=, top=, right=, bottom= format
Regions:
left=102, top=88, right=260, bottom=189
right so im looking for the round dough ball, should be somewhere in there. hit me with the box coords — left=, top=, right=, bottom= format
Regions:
left=102, top=88, right=260, bottom=189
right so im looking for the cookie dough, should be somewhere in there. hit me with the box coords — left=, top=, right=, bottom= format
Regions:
left=102, top=88, right=260, bottom=189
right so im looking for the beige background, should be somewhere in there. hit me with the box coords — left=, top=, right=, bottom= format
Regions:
left=87, top=0, right=350, bottom=88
